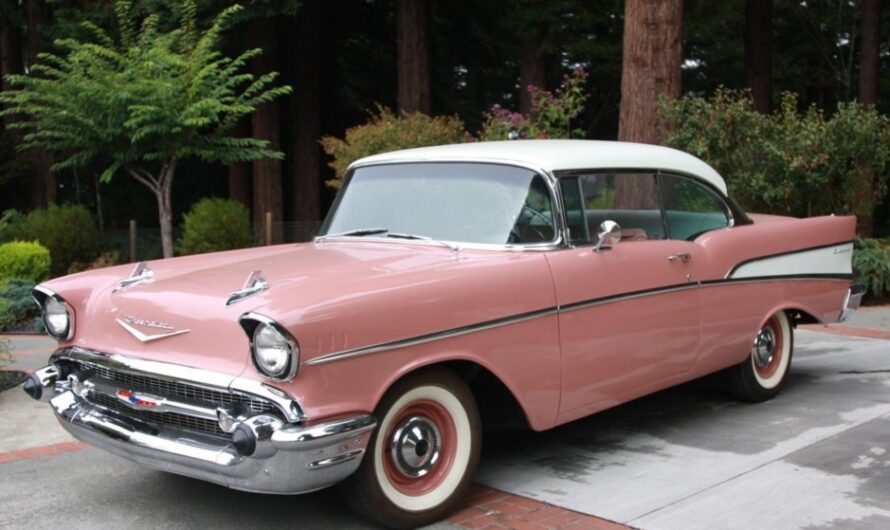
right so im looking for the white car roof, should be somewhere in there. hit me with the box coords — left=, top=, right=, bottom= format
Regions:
left=352, top=139, right=728, bottom=195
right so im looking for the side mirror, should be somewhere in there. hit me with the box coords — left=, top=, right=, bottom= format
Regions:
left=594, top=220, right=621, bottom=252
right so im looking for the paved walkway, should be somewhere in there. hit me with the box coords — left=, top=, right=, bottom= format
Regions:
left=2, top=305, right=890, bottom=530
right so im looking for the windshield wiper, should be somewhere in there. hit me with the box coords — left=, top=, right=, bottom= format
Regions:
left=386, top=232, right=460, bottom=251
left=315, top=227, right=389, bottom=242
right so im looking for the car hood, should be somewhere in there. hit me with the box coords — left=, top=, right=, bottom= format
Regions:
left=44, top=241, right=556, bottom=377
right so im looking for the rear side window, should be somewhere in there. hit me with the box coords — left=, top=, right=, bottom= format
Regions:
left=661, top=174, right=731, bottom=240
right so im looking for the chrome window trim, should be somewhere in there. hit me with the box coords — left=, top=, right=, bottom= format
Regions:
left=32, top=285, right=76, bottom=341
left=49, top=346, right=306, bottom=422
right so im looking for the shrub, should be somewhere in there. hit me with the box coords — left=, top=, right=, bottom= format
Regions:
left=853, top=238, right=890, bottom=300
left=68, top=251, right=120, bottom=274
left=0, top=278, right=43, bottom=332
left=0, top=209, right=25, bottom=243
left=478, top=67, right=589, bottom=141
left=178, top=198, right=253, bottom=255
left=0, top=241, right=51, bottom=283
left=0, top=336, right=10, bottom=368
left=658, top=89, right=890, bottom=229
left=22, top=204, right=98, bottom=276
left=321, top=106, right=469, bottom=188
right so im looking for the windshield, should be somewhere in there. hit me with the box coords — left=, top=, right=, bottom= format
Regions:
left=321, top=163, right=557, bottom=245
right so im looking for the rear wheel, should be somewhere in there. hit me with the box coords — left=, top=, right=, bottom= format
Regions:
left=729, top=311, right=793, bottom=402
left=343, top=368, right=480, bottom=529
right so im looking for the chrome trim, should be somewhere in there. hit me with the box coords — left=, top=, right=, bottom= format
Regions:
left=304, top=307, right=558, bottom=366
left=24, top=365, right=60, bottom=402
left=50, top=347, right=306, bottom=423
left=226, top=271, right=270, bottom=306
left=32, top=285, right=76, bottom=341
left=238, top=312, right=300, bottom=382
left=113, top=261, right=154, bottom=293
left=304, top=275, right=851, bottom=367
left=116, top=317, right=190, bottom=343
left=83, top=376, right=219, bottom=420
left=839, top=283, right=866, bottom=322
left=49, top=389, right=376, bottom=494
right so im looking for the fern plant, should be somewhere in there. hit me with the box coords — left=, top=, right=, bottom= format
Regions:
left=0, top=1, right=292, bottom=258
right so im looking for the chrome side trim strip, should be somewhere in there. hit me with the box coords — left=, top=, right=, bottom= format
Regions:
left=303, top=307, right=559, bottom=367
left=303, top=275, right=852, bottom=367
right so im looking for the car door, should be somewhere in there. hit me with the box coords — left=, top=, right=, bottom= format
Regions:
left=547, top=172, right=703, bottom=424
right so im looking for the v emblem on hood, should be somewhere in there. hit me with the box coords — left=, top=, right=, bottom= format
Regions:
left=116, top=316, right=190, bottom=343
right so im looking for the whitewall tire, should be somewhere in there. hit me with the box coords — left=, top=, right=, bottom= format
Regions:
left=729, top=311, right=793, bottom=402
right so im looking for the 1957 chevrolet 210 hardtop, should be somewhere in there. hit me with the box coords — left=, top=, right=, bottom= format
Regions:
left=26, top=140, right=863, bottom=528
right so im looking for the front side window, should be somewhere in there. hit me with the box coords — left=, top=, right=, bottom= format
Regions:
left=323, top=163, right=556, bottom=245
left=561, top=172, right=665, bottom=244
left=661, top=174, right=731, bottom=240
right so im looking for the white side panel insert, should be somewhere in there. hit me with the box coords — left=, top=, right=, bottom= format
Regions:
left=729, top=242, right=853, bottom=279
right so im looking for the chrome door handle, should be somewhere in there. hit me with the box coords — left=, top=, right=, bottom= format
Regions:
left=668, top=253, right=692, bottom=263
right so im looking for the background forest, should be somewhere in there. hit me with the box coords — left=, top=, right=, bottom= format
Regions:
left=0, top=0, right=889, bottom=307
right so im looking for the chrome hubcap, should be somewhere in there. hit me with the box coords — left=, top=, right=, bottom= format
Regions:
left=753, top=326, right=776, bottom=368
left=390, top=415, right=441, bottom=478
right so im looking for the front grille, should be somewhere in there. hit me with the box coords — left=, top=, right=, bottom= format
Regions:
left=60, top=358, right=280, bottom=437
left=90, top=392, right=227, bottom=436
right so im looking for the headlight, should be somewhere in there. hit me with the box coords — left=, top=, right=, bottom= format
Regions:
left=32, top=286, right=74, bottom=341
left=239, top=314, right=299, bottom=381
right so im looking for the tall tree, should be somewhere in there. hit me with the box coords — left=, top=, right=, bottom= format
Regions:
left=249, top=15, right=284, bottom=242
left=519, top=32, right=547, bottom=115
left=859, top=0, right=880, bottom=106
left=745, top=0, right=772, bottom=113
left=26, top=0, right=55, bottom=206
left=291, top=0, right=321, bottom=228
left=227, top=118, right=250, bottom=206
left=618, top=0, right=683, bottom=144
left=396, top=0, right=430, bottom=113
left=1, top=1, right=291, bottom=258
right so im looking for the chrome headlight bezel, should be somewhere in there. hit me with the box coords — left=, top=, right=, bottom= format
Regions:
left=238, top=313, right=299, bottom=381
left=32, top=286, right=75, bottom=341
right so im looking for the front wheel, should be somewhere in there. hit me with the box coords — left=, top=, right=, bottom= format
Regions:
left=729, top=311, right=793, bottom=402
left=343, top=368, right=481, bottom=529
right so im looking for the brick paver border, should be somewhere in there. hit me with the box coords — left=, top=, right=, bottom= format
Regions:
left=0, top=441, right=89, bottom=465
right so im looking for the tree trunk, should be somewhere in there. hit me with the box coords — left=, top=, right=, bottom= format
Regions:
left=618, top=0, right=683, bottom=145
left=745, top=0, right=772, bottom=113
left=249, top=17, right=283, bottom=242
left=396, top=0, right=431, bottom=114
left=291, top=0, right=321, bottom=234
left=227, top=119, right=250, bottom=206
left=519, top=32, right=547, bottom=116
left=856, top=0, right=880, bottom=237
left=127, top=161, right=176, bottom=259
left=859, top=0, right=880, bottom=106
left=27, top=0, right=55, bottom=206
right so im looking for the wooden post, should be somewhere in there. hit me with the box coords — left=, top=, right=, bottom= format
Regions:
left=129, top=220, right=137, bottom=263
left=265, top=211, right=273, bottom=246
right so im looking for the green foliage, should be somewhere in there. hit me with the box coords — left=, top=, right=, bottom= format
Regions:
left=478, top=67, right=589, bottom=141
left=0, top=1, right=292, bottom=176
left=659, top=89, right=890, bottom=220
left=321, top=107, right=469, bottom=188
left=853, top=238, right=890, bottom=300
left=178, top=197, right=253, bottom=255
left=0, top=278, right=43, bottom=333
left=0, top=242, right=51, bottom=284
left=0, top=209, right=25, bottom=243
left=0, top=337, right=9, bottom=367
left=68, top=251, right=121, bottom=275
left=21, top=204, right=97, bottom=276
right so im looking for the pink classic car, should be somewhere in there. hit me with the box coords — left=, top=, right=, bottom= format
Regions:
left=26, top=140, right=862, bottom=528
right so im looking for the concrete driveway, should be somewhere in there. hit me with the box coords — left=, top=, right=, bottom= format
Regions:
left=2, top=315, right=889, bottom=529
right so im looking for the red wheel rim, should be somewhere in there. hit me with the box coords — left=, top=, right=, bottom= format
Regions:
left=753, top=316, right=783, bottom=379
left=382, top=399, right=457, bottom=496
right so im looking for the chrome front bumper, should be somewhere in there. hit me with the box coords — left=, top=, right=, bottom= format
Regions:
left=27, top=355, right=376, bottom=495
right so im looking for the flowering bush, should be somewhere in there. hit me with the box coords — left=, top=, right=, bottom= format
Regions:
left=478, top=67, right=588, bottom=141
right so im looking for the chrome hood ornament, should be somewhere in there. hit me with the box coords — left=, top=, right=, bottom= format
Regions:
left=113, top=262, right=154, bottom=293
left=226, top=270, right=270, bottom=306
left=116, top=316, right=190, bottom=343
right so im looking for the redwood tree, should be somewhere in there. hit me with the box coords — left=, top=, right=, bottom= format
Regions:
left=291, top=0, right=321, bottom=228
left=745, top=0, right=772, bottom=113
left=859, top=0, right=880, bottom=106
left=396, top=0, right=431, bottom=114
left=519, top=32, right=547, bottom=115
left=618, top=0, right=683, bottom=144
